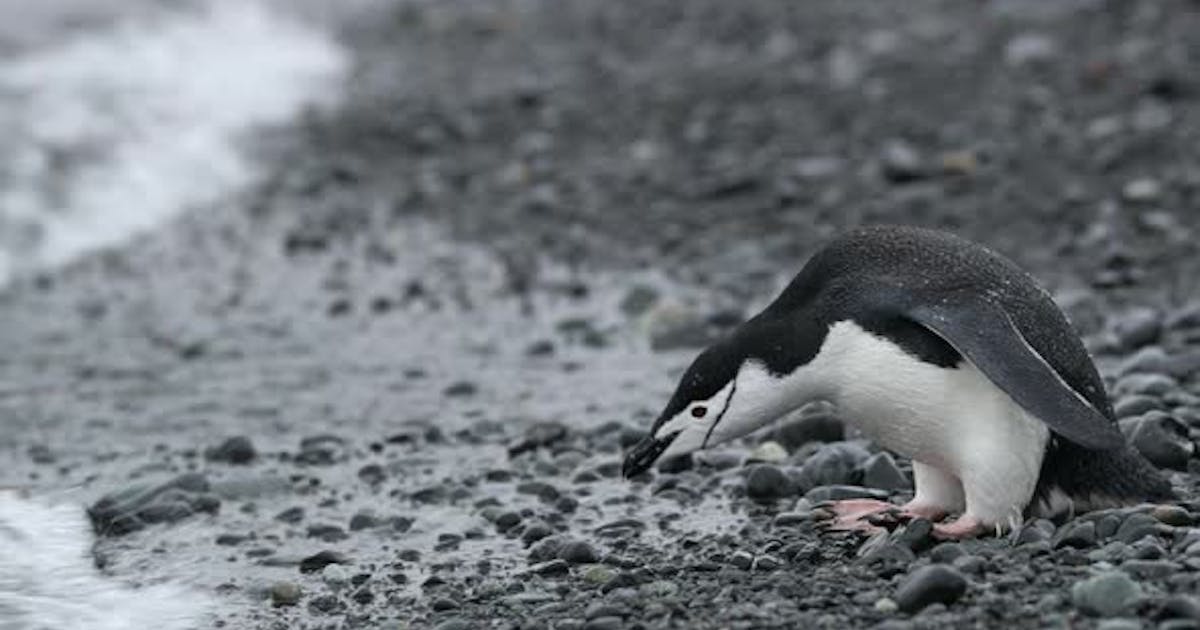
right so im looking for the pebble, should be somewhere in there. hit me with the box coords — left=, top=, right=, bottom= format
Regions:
left=1095, top=620, right=1143, bottom=630
left=1160, top=594, right=1200, bottom=621
left=952, top=555, right=986, bottom=576
left=348, top=510, right=380, bottom=531
left=1114, top=395, right=1164, bottom=418
left=205, top=436, right=257, bottom=464
left=308, top=594, right=343, bottom=614
left=270, top=581, right=302, bottom=607
left=558, top=541, right=599, bottom=564
left=929, top=543, right=966, bottom=564
left=805, top=485, right=890, bottom=503
left=508, top=421, right=569, bottom=456
left=729, top=550, right=754, bottom=570
left=1005, top=32, right=1058, bottom=66
left=1072, top=572, right=1143, bottom=617
left=582, top=565, right=616, bottom=585
left=879, top=140, right=927, bottom=183
left=521, top=522, right=554, bottom=546
left=1123, top=178, right=1163, bottom=203
left=299, top=550, right=349, bottom=574
left=1125, top=412, right=1194, bottom=470
left=894, top=565, right=968, bottom=613
left=860, top=452, right=910, bottom=491
left=1053, top=521, right=1098, bottom=549
left=1111, top=308, right=1163, bottom=350
left=88, top=473, right=220, bottom=536
left=772, top=411, right=844, bottom=448
left=747, top=441, right=788, bottom=464
left=874, top=597, right=899, bottom=614
left=531, top=559, right=570, bottom=576
left=801, top=442, right=871, bottom=487
left=1114, top=373, right=1179, bottom=398
left=745, top=464, right=795, bottom=501
left=1152, top=505, right=1193, bottom=527
left=583, top=617, right=623, bottom=630
left=1121, top=559, right=1179, bottom=578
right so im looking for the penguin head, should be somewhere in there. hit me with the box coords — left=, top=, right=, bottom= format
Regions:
left=623, top=317, right=818, bottom=477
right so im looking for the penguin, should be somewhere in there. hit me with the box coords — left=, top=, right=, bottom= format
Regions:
left=622, top=225, right=1174, bottom=539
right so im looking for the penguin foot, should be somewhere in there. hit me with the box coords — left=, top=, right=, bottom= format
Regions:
left=816, top=499, right=902, bottom=534
left=897, top=501, right=949, bottom=522
left=931, top=515, right=983, bottom=540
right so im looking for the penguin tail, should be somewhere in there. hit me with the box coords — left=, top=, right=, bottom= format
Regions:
left=1028, top=439, right=1176, bottom=519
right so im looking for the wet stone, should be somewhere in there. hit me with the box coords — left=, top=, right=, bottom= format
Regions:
left=295, top=435, right=348, bottom=466
left=270, top=581, right=302, bottom=607
left=508, top=421, right=569, bottom=457
left=929, top=543, right=966, bottom=564
left=1152, top=505, right=1193, bottom=526
left=1111, top=308, right=1163, bottom=350
left=1054, top=521, right=1098, bottom=549
left=88, top=473, right=220, bottom=536
left=729, top=551, right=754, bottom=570
left=531, top=559, right=570, bottom=576
left=1114, top=395, right=1164, bottom=418
left=357, top=464, right=386, bottom=485
left=495, top=511, right=522, bottom=532
left=861, top=452, right=910, bottom=491
left=745, top=464, right=795, bottom=501
left=558, top=540, right=599, bottom=564
left=529, top=537, right=565, bottom=563
left=1160, top=594, right=1200, bottom=622
left=894, top=565, right=968, bottom=613
left=1115, top=373, right=1179, bottom=398
left=308, top=594, right=344, bottom=614
left=517, top=481, right=561, bottom=501
left=205, top=436, right=257, bottom=464
left=879, top=139, right=928, bottom=183
left=1072, top=572, right=1143, bottom=617
left=443, top=381, right=478, bottom=397
left=349, top=510, right=380, bottom=531
left=805, top=485, right=890, bottom=503
left=521, top=522, right=554, bottom=546
left=772, top=411, right=844, bottom=449
left=801, top=442, right=870, bottom=487
left=299, top=550, right=350, bottom=574
left=1124, top=412, right=1194, bottom=470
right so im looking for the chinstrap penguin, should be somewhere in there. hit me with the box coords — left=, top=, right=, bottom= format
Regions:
left=622, top=225, right=1174, bottom=539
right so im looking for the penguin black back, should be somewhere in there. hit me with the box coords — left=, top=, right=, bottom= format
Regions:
left=769, top=225, right=1114, bottom=421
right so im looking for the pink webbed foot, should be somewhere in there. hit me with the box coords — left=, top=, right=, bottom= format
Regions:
left=931, top=515, right=984, bottom=540
left=897, top=501, right=949, bottom=522
left=816, top=499, right=903, bottom=534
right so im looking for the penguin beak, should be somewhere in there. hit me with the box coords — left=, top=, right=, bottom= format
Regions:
left=622, top=431, right=679, bottom=478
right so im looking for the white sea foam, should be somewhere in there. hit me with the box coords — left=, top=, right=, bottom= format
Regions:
left=0, top=0, right=348, bottom=284
left=0, top=491, right=211, bottom=630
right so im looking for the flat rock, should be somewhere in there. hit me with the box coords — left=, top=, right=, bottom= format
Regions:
left=894, top=565, right=968, bottom=613
left=1072, top=572, right=1143, bottom=617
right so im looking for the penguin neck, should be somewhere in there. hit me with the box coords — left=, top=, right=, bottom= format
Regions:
left=728, top=309, right=839, bottom=425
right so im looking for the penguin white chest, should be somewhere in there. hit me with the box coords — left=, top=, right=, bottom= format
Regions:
left=812, top=321, right=1050, bottom=474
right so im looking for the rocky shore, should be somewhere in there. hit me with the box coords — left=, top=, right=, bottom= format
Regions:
left=2, top=1, right=1200, bottom=628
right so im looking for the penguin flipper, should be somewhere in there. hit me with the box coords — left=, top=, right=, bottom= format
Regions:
left=905, top=299, right=1125, bottom=451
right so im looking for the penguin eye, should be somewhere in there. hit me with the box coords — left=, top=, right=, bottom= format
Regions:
left=690, top=406, right=707, bottom=419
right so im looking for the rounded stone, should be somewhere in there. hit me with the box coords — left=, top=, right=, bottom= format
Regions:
left=894, top=565, right=968, bottom=612
left=1071, top=572, right=1143, bottom=617
left=745, top=464, right=794, bottom=501
left=270, top=581, right=302, bottom=607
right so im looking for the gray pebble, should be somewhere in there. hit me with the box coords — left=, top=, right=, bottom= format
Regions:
left=729, top=550, right=754, bottom=570
left=521, top=522, right=554, bottom=546
left=801, top=442, right=871, bottom=487
left=772, top=411, right=844, bottom=448
left=1053, top=521, right=1097, bottom=549
left=894, top=565, right=968, bottom=613
left=1111, top=308, right=1162, bottom=350
left=805, top=485, right=890, bottom=503
left=1125, top=412, right=1194, bottom=470
left=952, top=555, right=986, bottom=576
left=1115, top=373, right=1179, bottom=398
left=860, top=452, right=910, bottom=491
left=583, top=617, right=623, bottom=630
left=1114, top=395, right=1164, bottom=418
left=1072, top=571, right=1143, bottom=617
left=745, top=464, right=795, bottom=501
left=1117, top=513, right=1165, bottom=544
left=270, top=581, right=302, bottom=607
left=1160, top=594, right=1200, bottom=621
left=205, top=436, right=257, bottom=465
left=558, top=540, right=599, bottom=564
left=929, top=543, right=966, bottom=564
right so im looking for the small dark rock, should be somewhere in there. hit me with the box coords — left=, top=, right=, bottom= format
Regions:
left=772, top=411, right=844, bottom=449
left=357, top=464, right=386, bottom=485
left=745, top=464, right=795, bottom=501
left=1111, top=308, right=1163, bottom=350
left=299, top=550, right=349, bottom=574
left=205, top=437, right=257, bottom=465
left=558, top=540, right=599, bottom=564
left=801, top=442, right=870, bottom=487
left=1125, top=412, right=1194, bottom=470
left=508, top=422, right=569, bottom=457
left=860, top=452, right=910, bottom=491
left=443, top=381, right=478, bottom=397
left=521, top=522, right=554, bottom=546
left=894, top=565, right=968, bottom=612
left=1054, top=521, right=1098, bottom=549
left=275, top=506, right=305, bottom=524
left=308, top=594, right=343, bottom=614
left=348, top=511, right=380, bottom=531
left=531, top=559, right=570, bottom=576
left=729, top=550, right=754, bottom=570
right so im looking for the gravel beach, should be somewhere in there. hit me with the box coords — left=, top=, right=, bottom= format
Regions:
left=2, top=1, right=1200, bottom=628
